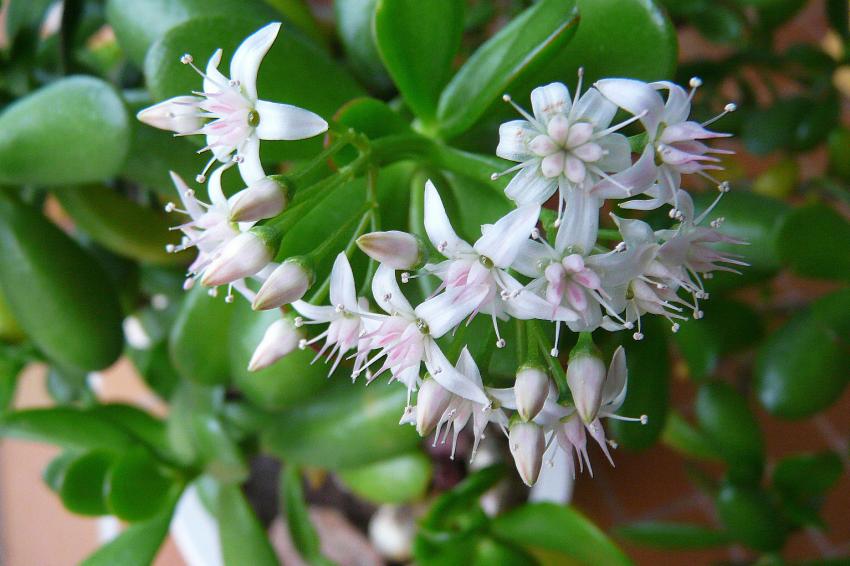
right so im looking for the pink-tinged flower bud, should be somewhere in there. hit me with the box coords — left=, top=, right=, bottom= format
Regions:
left=136, top=96, right=203, bottom=134
left=356, top=231, right=426, bottom=270
left=248, top=317, right=302, bottom=372
left=252, top=257, right=314, bottom=310
left=229, top=176, right=290, bottom=222
left=415, top=377, right=453, bottom=436
left=509, top=421, right=545, bottom=487
left=566, top=351, right=606, bottom=424
left=514, top=366, right=549, bottom=422
left=201, top=230, right=274, bottom=287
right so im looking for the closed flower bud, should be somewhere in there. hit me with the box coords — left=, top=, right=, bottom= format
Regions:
left=229, top=176, right=290, bottom=222
left=514, top=365, right=549, bottom=421
left=509, top=421, right=545, bottom=487
left=566, top=352, right=606, bottom=424
left=415, top=377, right=453, bottom=436
left=201, top=230, right=274, bottom=287
left=356, top=230, right=426, bottom=270
left=248, top=317, right=302, bottom=372
left=136, top=96, right=203, bottom=134
left=252, top=257, right=314, bottom=310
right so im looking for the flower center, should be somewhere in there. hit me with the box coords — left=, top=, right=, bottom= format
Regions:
left=479, top=255, right=494, bottom=269
left=247, top=109, right=260, bottom=128
left=415, top=318, right=430, bottom=335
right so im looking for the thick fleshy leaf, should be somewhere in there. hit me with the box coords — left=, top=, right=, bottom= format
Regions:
left=490, top=503, right=633, bottom=566
left=0, top=76, right=129, bottom=186
left=335, top=0, right=392, bottom=92
left=755, top=289, right=850, bottom=419
left=217, top=484, right=280, bottom=566
left=716, top=482, right=787, bottom=552
left=692, top=190, right=790, bottom=291
left=169, top=286, right=234, bottom=386
left=533, top=0, right=677, bottom=88
left=106, top=0, right=276, bottom=65
left=0, top=407, right=136, bottom=451
left=261, top=380, right=419, bottom=469
left=0, top=193, right=124, bottom=372
left=80, top=504, right=174, bottom=566
left=337, top=451, right=432, bottom=504
left=145, top=17, right=363, bottom=162
left=615, top=521, right=730, bottom=549
left=374, top=0, right=464, bottom=123
left=55, top=185, right=181, bottom=265
left=229, top=302, right=331, bottom=411
left=696, top=381, right=764, bottom=485
left=436, top=0, right=579, bottom=138
left=281, top=466, right=328, bottom=565
left=661, top=411, right=722, bottom=461
left=673, top=299, right=762, bottom=381
left=59, top=450, right=116, bottom=516
left=778, top=203, right=850, bottom=282
left=106, top=449, right=175, bottom=522
left=773, top=451, right=843, bottom=499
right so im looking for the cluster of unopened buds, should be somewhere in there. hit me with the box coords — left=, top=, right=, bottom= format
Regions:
left=139, top=23, right=745, bottom=487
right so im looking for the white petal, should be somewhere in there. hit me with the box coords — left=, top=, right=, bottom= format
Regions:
left=554, top=189, right=600, bottom=256
left=414, top=285, right=488, bottom=339
left=372, top=263, right=413, bottom=315
left=329, top=253, right=358, bottom=310
left=230, top=22, right=281, bottom=100
left=603, top=346, right=628, bottom=410
left=486, top=387, right=517, bottom=409
left=530, top=82, right=571, bottom=124
left=474, top=203, right=540, bottom=268
left=504, top=164, right=558, bottom=205
left=595, top=78, right=665, bottom=137
left=254, top=100, right=327, bottom=140
left=423, top=180, right=471, bottom=257
left=650, top=80, right=691, bottom=125
left=204, top=49, right=226, bottom=95
left=496, top=120, right=537, bottom=162
left=512, top=239, right=554, bottom=277
left=591, top=145, right=658, bottom=200
left=136, top=96, right=203, bottom=134
left=207, top=163, right=229, bottom=207
left=572, top=88, right=617, bottom=128
left=595, top=133, right=631, bottom=172
left=291, top=300, right=336, bottom=322
left=236, top=134, right=266, bottom=184
left=455, top=347, right=484, bottom=389
left=425, top=341, right=489, bottom=405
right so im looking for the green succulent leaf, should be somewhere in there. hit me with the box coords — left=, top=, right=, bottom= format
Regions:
left=217, top=483, right=281, bottom=566
left=169, top=286, right=235, bottom=386
left=778, top=202, right=850, bottom=282
left=756, top=289, right=850, bottom=419
left=0, top=193, right=124, bottom=372
left=436, top=0, right=579, bottom=138
left=0, top=77, right=129, bottom=186
left=0, top=407, right=137, bottom=452
left=337, top=451, right=432, bottom=504
left=281, top=466, right=332, bottom=565
left=80, top=502, right=175, bottom=566
left=59, top=450, right=117, bottom=516
left=374, top=0, right=464, bottom=124
left=106, top=449, right=176, bottom=521
left=490, top=503, right=633, bottom=566
left=615, top=521, right=730, bottom=549
left=335, top=0, right=392, bottom=92
left=716, top=482, right=787, bottom=552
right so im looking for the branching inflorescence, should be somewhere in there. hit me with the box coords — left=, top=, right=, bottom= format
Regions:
left=138, top=23, right=745, bottom=487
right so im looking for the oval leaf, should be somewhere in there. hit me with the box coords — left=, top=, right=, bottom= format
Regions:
left=615, top=521, right=730, bottom=549
left=716, top=482, right=787, bottom=552
left=56, top=185, right=181, bottom=265
left=59, top=450, right=116, bottom=516
left=0, top=193, right=124, bottom=371
left=0, top=407, right=137, bottom=451
left=261, top=380, right=419, bottom=469
left=169, top=286, right=234, bottom=385
left=755, top=289, right=850, bottom=419
left=217, top=483, right=280, bottom=566
left=374, top=0, right=464, bottom=123
left=0, top=76, right=129, bottom=186
left=436, top=0, right=579, bottom=138
left=490, top=503, right=633, bottom=566
left=106, top=449, right=175, bottom=521
left=337, top=451, right=433, bottom=504
left=80, top=503, right=175, bottom=566
left=778, top=202, right=850, bottom=282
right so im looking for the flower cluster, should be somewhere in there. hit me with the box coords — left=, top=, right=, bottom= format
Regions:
left=140, top=24, right=743, bottom=486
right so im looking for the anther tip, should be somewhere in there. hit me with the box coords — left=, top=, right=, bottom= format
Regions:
left=180, top=53, right=193, bottom=65
left=689, top=77, right=703, bottom=88
left=640, top=415, right=649, bottom=425
left=725, top=102, right=737, bottom=112
left=490, top=173, right=499, bottom=181
left=502, top=94, right=512, bottom=102
left=195, top=174, right=206, bottom=184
